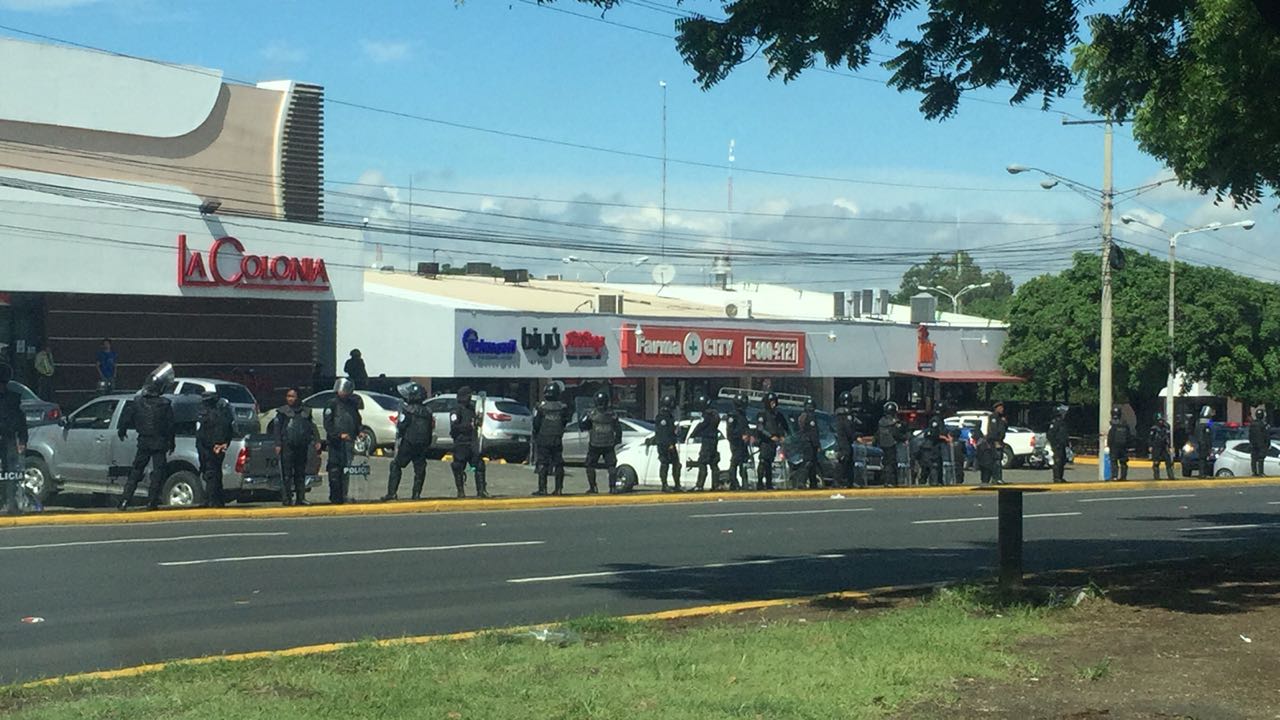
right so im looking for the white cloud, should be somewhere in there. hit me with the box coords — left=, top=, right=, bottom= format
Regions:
left=261, top=42, right=307, bottom=64
left=360, top=39, right=411, bottom=63
left=0, top=0, right=98, bottom=9
left=832, top=198, right=860, bottom=216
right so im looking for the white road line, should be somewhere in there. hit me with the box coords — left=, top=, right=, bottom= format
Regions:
left=159, top=540, right=545, bottom=567
left=507, top=553, right=846, bottom=584
left=1268, top=501, right=1280, bottom=505
left=912, top=512, right=1082, bottom=525
left=0, top=532, right=289, bottom=552
left=688, top=508, right=874, bottom=519
left=1179, top=523, right=1273, bottom=532
left=1077, top=494, right=1197, bottom=504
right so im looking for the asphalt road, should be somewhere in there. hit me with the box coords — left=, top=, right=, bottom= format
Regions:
left=4, top=483, right=1279, bottom=683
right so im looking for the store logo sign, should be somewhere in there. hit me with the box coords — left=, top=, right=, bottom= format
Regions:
left=564, top=330, right=606, bottom=360
left=521, top=327, right=562, bottom=358
left=461, top=328, right=517, bottom=356
left=622, top=324, right=805, bottom=371
left=178, top=235, right=330, bottom=292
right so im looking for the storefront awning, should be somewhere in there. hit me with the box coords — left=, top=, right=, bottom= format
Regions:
left=890, top=369, right=1025, bottom=383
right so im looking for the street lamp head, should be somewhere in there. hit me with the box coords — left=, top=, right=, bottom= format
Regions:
left=633, top=256, right=650, bottom=266
left=562, top=256, right=579, bottom=264
left=917, top=285, right=931, bottom=292
left=976, top=282, right=992, bottom=289
left=1006, top=164, right=1030, bottom=175
left=1242, top=220, right=1257, bottom=230
left=659, top=80, right=666, bottom=88
left=1039, top=179, right=1059, bottom=190
left=1120, top=215, right=1136, bottom=224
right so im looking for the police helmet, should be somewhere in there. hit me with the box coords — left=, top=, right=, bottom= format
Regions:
left=542, top=384, right=560, bottom=401
left=0, top=363, right=11, bottom=385
left=397, top=381, right=426, bottom=403
left=1055, top=404, right=1069, bottom=418
left=695, top=394, right=711, bottom=410
left=803, top=398, right=816, bottom=412
left=764, top=392, right=778, bottom=408
left=334, top=377, right=355, bottom=395
left=1200, top=405, right=1214, bottom=419
left=457, top=386, right=473, bottom=403
left=838, top=391, right=854, bottom=409
left=594, top=390, right=610, bottom=408
left=1256, top=407, right=1267, bottom=421
left=1153, top=411, right=1164, bottom=422
left=143, top=362, right=175, bottom=395
left=884, top=401, right=899, bottom=416
left=734, top=393, right=748, bottom=411
left=1111, top=406, right=1123, bottom=421
left=200, top=390, right=218, bottom=404
left=661, top=394, right=676, bottom=410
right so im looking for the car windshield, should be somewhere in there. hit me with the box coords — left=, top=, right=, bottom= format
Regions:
left=369, top=393, right=402, bottom=410
left=215, top=383, right=257, bottom=405
left=495, top=401, right=532, bottom=416
left=7, top=381, right=38, bottom=402
left=627, top=419, right=655, bottom=432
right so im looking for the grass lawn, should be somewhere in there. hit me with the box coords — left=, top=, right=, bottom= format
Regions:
left=1, top=589, right=1053, bottom=720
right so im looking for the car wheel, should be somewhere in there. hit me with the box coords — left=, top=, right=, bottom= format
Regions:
left=21, top=456, right=54, bottom=504
left=162, top=470, right=205, bottom=508
left=617, top=465, right=639, bottom=489
left=1215, top=468, right=1235, bottom=478
left=353, top=427, right=375, bottom=455
left=1001, top=447, right=1016, bottom=469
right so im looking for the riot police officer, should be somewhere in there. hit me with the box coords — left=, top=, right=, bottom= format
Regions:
left=725, top=394, right=751, bottom=490
left=922, top=413, right=947, bottom=486
left=118, top=363, right=176, bottom=511
left=0, top=364, right=27, bottom=516
left=1149, top=411, right=1175, bottom=480
left=532, top=383, right=572, bottom=495
left=833, top=392, right=858, bottom=488
left=988, top=401, right=1009, bottom=485
left=383, top=381, right=434, bottom=501
left=196, top=390, right=234, bottom=507
left=690, top=395, right=721, bottom=491
left=1197, top=405, right=1215, bottom=478
left=876, top=401, right=906, bottom=487
left=1248, top=408, right=1270, bottom=477
left=324, top=378, right=363, bottom=504
left=796, top=398, right=822, bottom=489
left=581, top=389, right=623, bottom=493
left=274, top=387, right=318, bottom=506
left=449, top=386, right=488, bottom=498
left=755, top=393, right=788, bottom=490
left=1048, top=404, right=1070, bottom=483
left=1107, top=406, right=1132, bottom=481
left=652, top=393, right=682, bottom=492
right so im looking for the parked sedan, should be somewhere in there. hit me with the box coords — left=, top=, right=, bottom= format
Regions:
left=563, top=415, right=654, bottom=464
left=261, top=390, right=401, bottom=455
left=1209, top=439, right=1280, bottom=477
left=426, top=394, right=533, bottom=462
left=9, top=380, right=60, bottom=428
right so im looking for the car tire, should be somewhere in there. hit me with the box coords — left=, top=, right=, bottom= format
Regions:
left=353, top=427, right=375, bottom=456
left=1215, top=468, right=1235, bottom=478
left=617, top=465, right=639, bottom=489
left=162, top=470, right=205, bottom=508
left=1001, top=447, right=1016, bottom=469
left=21, top=456, right=54, bottom=504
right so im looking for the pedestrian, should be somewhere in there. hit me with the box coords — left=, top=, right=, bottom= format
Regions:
left=274, top=388, right=319, bottom=506
left=195, top=390, right=234, bottom=508
left=755, top=393, right=788, bottom=490
left=96, top=338, right=117, bottom=394
left=973, top=427, right=995, bottom=485
left=988, top=401, right=1009, bottom=485
left=1107, top=406, right=1132, bottom=481
left=117, top=363, right=175, bottom=510
left=343, top=349, right=368, bottom=390
left=531, top=383, right=571, bottom=496
left=690, top=395, right=721, bottom=491
left=33, top=342, right=54, bottom=402
left=725, top=393, right=751, bottom=490
left=796, top=398, right=822, bottom=489
left=1248, top=408, right=1270, bottom=477
left=324, top=378, right=363, bottom=504
left=581, top=389, right=624, bottom=494
left=1197, top=405, right=1215, bottom=478
left=383, top=381, right=434, bottom=501
left=1147, top=412, right=1175, bottom=481
left=876, top=401, right=906, bottom=487
left=834, top=392, right=858, bottom=488
left=1048, top=404, right=1070, bottom=483
left=0, top=364, right=27, bottom=516
left=652, top=393, right=683, bottom=492
left=449, top=386, right=489, bottom=498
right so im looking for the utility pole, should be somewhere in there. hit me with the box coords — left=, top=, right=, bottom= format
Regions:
left=408, top=174, right=415, bottom=268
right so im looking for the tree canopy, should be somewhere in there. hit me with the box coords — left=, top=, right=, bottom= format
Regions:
left=563, top=0, right=1280, bottom=206
left=890, top=251, right=1013, bottom=320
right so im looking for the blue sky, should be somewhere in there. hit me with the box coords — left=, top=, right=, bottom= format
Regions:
left=1, top=0, right=1271, bottom=288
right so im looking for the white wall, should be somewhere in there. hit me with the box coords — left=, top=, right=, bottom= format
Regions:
left=336, top=290, right=458, bottom=377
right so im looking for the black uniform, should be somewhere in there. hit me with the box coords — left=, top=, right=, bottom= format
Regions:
left=118, top=393, right=176, bottom=509
left=1197, top=417, right=1214, bottom=477
left=195, top=396, right=234, bottom=507
left=449, top=401, right=488, bottom=498
left=1048, top=416, right=1070, bottom=483
left=876, top=414, right=906, bottom=487
left=0, top=382, right=28, bottom=515
left=795, top=408, right=821, bottom=489
left=1107, top=417, right=1132, bottom=481
left=324, top=394, right=363, bottom=504
left=1149, top=421, right=1174, bottom=480
left=921, top=416, right=946, bottom=486
left=725, top=408, right=751, bottom=491
left=1249, top=415, right=1270, bottom=477
left=833, top=407, right=858, bottom=488
left=756, top=408, right=788, bottom=490
left=387, top=401, right=434, bottom=500
left=690, top=408, right=721, bottom=491
left=532, top=399, right=571, bottom=495
left=653, top=408, right=682, bottom=492
left=274, top=404, right=318, bottom=506
left=987, top=412, right=1009, bottom=485
left=582, top=408, right=623, bottom=493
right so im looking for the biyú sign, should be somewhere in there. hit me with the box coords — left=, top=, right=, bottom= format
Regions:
left=178, top=235, right=331, bottom=292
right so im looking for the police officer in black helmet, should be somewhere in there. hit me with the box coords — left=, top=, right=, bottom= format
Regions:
left=118, top=363, right=176, bottom=510
left=532, top=383, right=572, bottom=496
left=383, top=381, right=434, bottom=501
left=834, top=392, right=858, bottom=488
left=876, top=401, right=906, bottom=487
left=1248, top=408, right=1270, bottom=477
left=725, top=393, right=751, bottom=491
left=324, top=377, right=363, bottom=504
left=652, top=393, right=682, bottom=492
left=0, top=364, right=27, bottom=515
left=690, top=394, right=721, bottom=491
left=449, top=386, right=488, bottom=498
left=1107, top=406, right=1132, bottom=481
left=1196, top=405, right=1215, bottom=478
left=196, top=389, right=234, bottom=507
left=1048, top=404, right=1071, bottom=483
left=1148, top=411, right=1174, bottom=480
left=796, top=398, right=822, bottom=489
left=581, top=389, right=623, bottom=493
left=756, top=392, right=788, bottom=490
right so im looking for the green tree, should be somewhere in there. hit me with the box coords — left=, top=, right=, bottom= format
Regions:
left=891, top=251, right=1014, bottom=319
left=561, top=0, right=1280, bottom=205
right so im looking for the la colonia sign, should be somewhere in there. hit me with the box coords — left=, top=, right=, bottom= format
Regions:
left=178, top=234, right=331, bottom=292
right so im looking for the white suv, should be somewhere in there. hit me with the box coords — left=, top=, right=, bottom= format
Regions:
left=427, top=394, right=533, bottom=462
left=171, top=378, right=261, bottom=437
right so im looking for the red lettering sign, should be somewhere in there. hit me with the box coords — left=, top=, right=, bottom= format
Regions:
left=177, top=235, right=331, bottom=292
left=564, top=330, right=607, bottom=359
left=620, top=324, right=805, bottom=372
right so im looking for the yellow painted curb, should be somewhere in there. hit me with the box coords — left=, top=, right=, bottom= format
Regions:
left=1074, top=455, right=1100, bottom=466
left=23, top=589, right=875, bottom=687
left=4, top=477, right=1279, bottom=529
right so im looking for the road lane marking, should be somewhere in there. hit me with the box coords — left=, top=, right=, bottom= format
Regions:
left=1179, top=523, right=1274, bottom=532
left=1076, top=494, right=1196, bottom=503
left=0, top=532, right=289, bottom=551
left=159, top=540, right=545, bottom=567
left=912, top=512, right=1082, bottom=525
left=507, top=553, right=846, bottom=584
left=688, top=508, right=874, bottom=518
left=1268, top=501, right=1280, bottom=505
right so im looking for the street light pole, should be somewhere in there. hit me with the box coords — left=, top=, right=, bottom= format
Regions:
left=1098, top=120, right=1115, bottom=482
left=918, top=282, right=992, bottom=315
left=660, top=80, right=667, bottom=262
left=563, top=255, right=651, bottom=282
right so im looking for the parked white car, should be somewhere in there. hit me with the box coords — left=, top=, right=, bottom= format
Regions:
left=426, top=394, right=533, bottom=462
left=613, top=418, right=760, bottom=488
left=261, top=390, right=402, bottom=455
left=1211, top=439, right=1280, bottom=477
left=946, top=412, right=1038, bottom=468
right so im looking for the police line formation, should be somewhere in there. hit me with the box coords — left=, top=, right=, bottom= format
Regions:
left=0, top=361, right=1257, bottom=516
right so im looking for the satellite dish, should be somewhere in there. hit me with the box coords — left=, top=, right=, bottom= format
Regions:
left=652, top=263, right=677, bottom=285
left=725, top=303, right=739, bottom=318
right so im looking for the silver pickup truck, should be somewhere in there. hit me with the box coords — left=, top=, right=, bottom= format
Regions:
left=23, top=393, right=319, bottom=507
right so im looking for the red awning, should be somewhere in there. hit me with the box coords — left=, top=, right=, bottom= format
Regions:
left=890, top=369, right=1025, bottom=383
